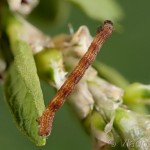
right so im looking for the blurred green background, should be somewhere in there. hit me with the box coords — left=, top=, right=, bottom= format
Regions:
left=0, top=0, right=150, bottom=150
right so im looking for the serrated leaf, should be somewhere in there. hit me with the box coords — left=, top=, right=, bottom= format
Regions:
left=68, top=0, right=124, bottom=23
left=4, top=40, right=46, bottom=146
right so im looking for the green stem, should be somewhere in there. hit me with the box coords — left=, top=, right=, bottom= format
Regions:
left=93, top=61, right=129, bottom=89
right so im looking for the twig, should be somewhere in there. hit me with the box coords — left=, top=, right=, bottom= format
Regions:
left=37, top=20, right=113, bottom=136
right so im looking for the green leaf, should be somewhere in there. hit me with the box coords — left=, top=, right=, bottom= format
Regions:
left=4, top=41, right=46, bottom=146
left=68, top=0, right=124, bottom=23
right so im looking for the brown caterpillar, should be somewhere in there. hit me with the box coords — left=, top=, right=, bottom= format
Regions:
left=37, top=20, right=113, bottom=136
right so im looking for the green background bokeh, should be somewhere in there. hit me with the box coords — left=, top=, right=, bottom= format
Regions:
left=0, top=1, right=150, bottom=150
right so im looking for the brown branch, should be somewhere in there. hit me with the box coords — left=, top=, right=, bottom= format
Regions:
left=37, top=20, right=113, bottom=137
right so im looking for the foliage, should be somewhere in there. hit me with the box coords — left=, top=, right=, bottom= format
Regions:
left=0, top=1, right=150, bottom=150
